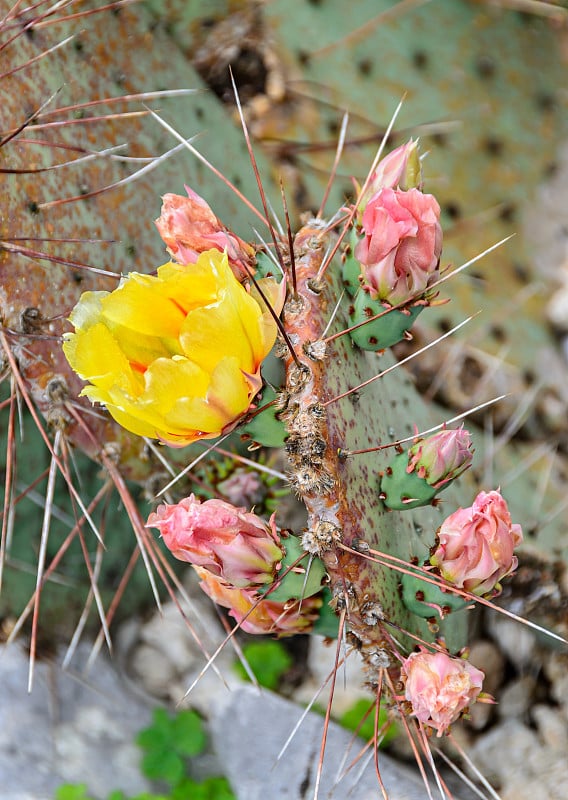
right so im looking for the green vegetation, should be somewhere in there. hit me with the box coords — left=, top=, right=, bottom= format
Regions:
left=232, top=639, right=293, bottom=691
left=54, top=709, right=234, bottom=800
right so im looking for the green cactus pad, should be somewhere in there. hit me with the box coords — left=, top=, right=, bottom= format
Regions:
left=349, top=291, right=424, bottom=351
left=402, top=567, right=469, bottom=620
left=341, top=252, right=362, bottom=296
left=262, top=533, right=326, bottom=603
left=341, top=230, right=364, bottom=296
left=380, top=451, right=440, bottom=510
left=240, top=387, right=287, bottom=449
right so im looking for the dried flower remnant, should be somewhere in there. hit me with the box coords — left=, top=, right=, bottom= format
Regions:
left=155, top=186, right=256, bottom=280
left=218, top=468, right=265, bottom=507
left=147, top=494, right=283, bottom=588
left=193, top=566, right=322, bottom=636
left=430, top=489, right=523, bottom=596
left=63, top=249, right=282, bottom=446
left=402, top=649, right=485, bottom=736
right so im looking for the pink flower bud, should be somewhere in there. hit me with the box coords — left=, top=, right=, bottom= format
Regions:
left=359, top=140, right=422, bottom=207
left=155, top=186, right=255, bottom=280
left=402, top=649, right=485, bottom=736
left=147, top=494, right=284, bottom=588
left=407, top=426, right=473, bottom=489
left=430, top=490, right=523, bottom=596
left=193, top=566, right=322, bottom=636
left=355, top=188, right=442, bottom=306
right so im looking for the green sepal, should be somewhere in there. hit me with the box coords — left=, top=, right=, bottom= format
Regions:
left=402, top=565, right=469, bottom=619
left=341, top=229, right=363, bottom=296
left=240, top=386, right=287, bottom=448
left=313, top=587, right=340, bottom=639
left=255, top=250, right=285, bottom=282
left=380, top=451, right=439, bottom=510
left=349, top=290, right=423, bottom=351
left=261, top=533, right=326, bottom=602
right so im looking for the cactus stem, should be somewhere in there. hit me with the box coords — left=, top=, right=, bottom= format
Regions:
left=322, top=314, right=476, bottom=407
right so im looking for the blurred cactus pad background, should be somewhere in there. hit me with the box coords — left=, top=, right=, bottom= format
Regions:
left=1, top=0, right=568, bottom=761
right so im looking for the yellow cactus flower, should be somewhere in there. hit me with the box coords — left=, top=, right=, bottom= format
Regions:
left=63, top=249, right=283, bottom=446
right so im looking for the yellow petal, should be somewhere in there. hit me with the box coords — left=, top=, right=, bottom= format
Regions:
left=156, top=259, right=219, bottom=311
left=63, top=324, right=142, bottom=395
left=101, top=271, right=187, bottom=339
left=68, top=291, right=107, bottom=331
left=179, top=252, right=267, bottom=372
left=165, top=357, right=253, bottom=435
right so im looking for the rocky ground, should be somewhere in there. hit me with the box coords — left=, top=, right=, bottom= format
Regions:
left=1, top=567, right=567, bottom=800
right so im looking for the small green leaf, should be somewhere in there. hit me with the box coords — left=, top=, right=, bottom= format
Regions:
left=140, top=748, right=184, bottom=784
left=136, top=708, right=172, bottom=751
left=170, top=709, right=207, bottom=757
left=240, top=386, right=287, bottom=448
left=54, top=785, right=93, bottom=800
left=171, top=777, right=236, bottom=800
left=233, top=640, right=293, bottom=691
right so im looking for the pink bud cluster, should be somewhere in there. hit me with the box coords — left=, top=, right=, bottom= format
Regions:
left=431, top=490, right=523, bottom=596
left=194, top=566, right=322, bottom=636
left=351, top=141, right=442, bottom=307
left=358, top=140, right=422, bottom=208
left=407, top=426, right=473, bottom=489
left=147, top=494, right=283, bottom=588
left=402, top=649, right=485, bottom=737
left=147, top=495, right=319, bottom=636
left=155, top=186, right=255, bottom=280
left=355, top=188, right=442, bottom=307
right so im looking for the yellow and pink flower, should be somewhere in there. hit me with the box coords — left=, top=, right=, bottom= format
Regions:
left=63, top=249, right=283, bottom=446
left=155, top=186, right=255, bottom=281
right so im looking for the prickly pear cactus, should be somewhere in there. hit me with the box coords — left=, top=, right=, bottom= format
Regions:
left=1, top=0, right=568, bottom=794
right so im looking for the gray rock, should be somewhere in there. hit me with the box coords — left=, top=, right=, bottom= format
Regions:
left=209, top=684, right=462, bottom=800
left=0, top=642, right=153, bottom=800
